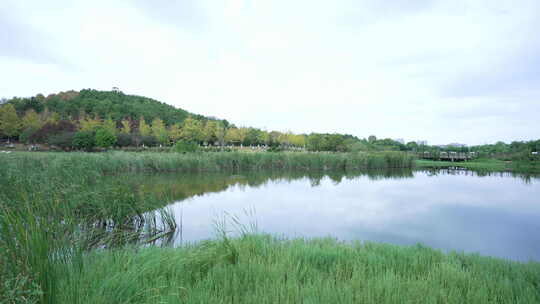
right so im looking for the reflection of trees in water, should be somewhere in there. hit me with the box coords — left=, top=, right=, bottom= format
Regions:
left=105, top=169, right=416, bottom=206
left=419, top=168, right=539, bottom=184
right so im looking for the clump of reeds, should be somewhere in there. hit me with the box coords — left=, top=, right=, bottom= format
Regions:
left=53, top=233, right=540, bottom=303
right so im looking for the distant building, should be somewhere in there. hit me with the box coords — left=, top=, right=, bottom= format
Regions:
left=416, top=140, right=427, bottom=146
left=112, top=87, right=121, bottom=93
left=447, top=143, right=467, bottom=148
left=394, top=138, right=404, bottom=144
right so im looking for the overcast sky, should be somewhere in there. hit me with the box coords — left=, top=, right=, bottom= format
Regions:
left=1, top=0, right=539, bottom=145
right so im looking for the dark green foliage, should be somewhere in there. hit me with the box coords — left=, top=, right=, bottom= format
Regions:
left=19, top=127, right=39, bottom=144
left=72, top=131, right=96, bottom=151
left=116, top=133, right=133, bottom=147
left=141, top=135, right=159, bottom=147
left=6, top=89, right=208, bottom=125
left=30, top=120, right=76, bottom=143
left=173, top=140, right=199, bottom=153
left=47, top=132, right=75, bottom=150
left=95, top=128, right=117, bottom=148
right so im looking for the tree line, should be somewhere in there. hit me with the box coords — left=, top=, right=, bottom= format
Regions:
left=1, top=89, right=538, bottom=155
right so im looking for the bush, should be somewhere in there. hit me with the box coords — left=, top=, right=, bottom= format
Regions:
left=140, top=135, right=158, bottom=147
left=95, top=129, right=117, bottom=148
left=19, top=127, right=39, bottom=144
left=72, top=131, right=96, bottom=151
left=116, top=133, right=133, bottom=147
left=30, top=120, right=76, bottom=143
left=47, top=132, right=75, bottom=151
left=172, top=140, right=199, bottom=153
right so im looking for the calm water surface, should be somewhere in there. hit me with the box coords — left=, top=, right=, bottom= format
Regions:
left=148, top=170, right=540, bottom=261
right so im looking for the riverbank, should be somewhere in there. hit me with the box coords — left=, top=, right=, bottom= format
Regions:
left=55, top=234, right=540, bottom=303
left=415, top=158, right=540, bottom=173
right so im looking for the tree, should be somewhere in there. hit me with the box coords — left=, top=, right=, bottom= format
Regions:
left=95, top=128, right=117, bottom=148
left=48, top=132, right=75, bottom=151
left=215, top=122, right=227, bottom=148
left=180, top=116, right=202, bottom=142
left=116, top=133, right=133, bottom=147
left=102, top=117, right=117, bottom=134
left=225, top=127, right=241, bottom=145
left=0, top=104, right=22, bottom=139
left=120, top=119, right=131, bottom=134
left=72, top=131, right=96, bottom=151
left=151, top=118, right=168, bottom=144
left=168, top=123, right=182, bottom=143
left=22, top=109, right=43, bottom=130
left=139, top=116, right=151, bottom=136
left=202, top=121, right=218, bottom=144
left=80, top=115, right=102, bottom=132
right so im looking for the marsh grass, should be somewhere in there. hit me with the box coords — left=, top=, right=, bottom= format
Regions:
left=55, top=234, right=540, bottom=303
left=2, top=151, right=539, bottom=303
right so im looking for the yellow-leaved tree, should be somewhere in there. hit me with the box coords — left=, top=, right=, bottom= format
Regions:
left=138, top=116, right=151, bottom=136
left=0, top=104, right=22, bottom=139
left=151, top=118, right=169, bottom=144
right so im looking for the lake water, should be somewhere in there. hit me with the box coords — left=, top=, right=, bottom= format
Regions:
left=142, top=169, right=540, bottom=261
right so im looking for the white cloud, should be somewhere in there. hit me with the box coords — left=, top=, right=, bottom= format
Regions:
left=0, top=0, right=538, bottom=144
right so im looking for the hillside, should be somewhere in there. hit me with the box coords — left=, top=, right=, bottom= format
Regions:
left=3, top=89, right=219, bottom=126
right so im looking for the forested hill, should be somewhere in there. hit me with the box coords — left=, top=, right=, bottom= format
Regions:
left=2, top=89, right=219, bottom=126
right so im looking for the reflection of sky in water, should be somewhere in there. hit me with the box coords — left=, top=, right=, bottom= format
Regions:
left=169, top=171, right=540, bottom=261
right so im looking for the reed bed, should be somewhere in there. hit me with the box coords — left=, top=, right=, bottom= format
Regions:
left=56, top=234, right=540, bottom=303
left=0, top=151, right=414, bottom=176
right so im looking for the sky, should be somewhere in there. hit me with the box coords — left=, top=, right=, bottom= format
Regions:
left=1, top=0, right=539, bottom=145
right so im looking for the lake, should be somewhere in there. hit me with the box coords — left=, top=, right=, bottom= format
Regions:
left=138, top=169, right=540, bottom=262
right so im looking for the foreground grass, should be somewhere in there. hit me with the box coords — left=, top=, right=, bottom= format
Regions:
left=0, top=151, right=413, bottom=303
left=415, top=158, right=540, bottom=173
left=57, top=234, right=540, bottom=304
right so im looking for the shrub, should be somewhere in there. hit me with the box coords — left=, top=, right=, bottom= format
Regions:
left=95, top=128, right=117, bottom=148
left=29, top=120, right=76, bottom=143
left=47, top=132, right=75, bottom=151
left=116, top=133, right=133, bottom=147
left=19, top=127, right=39, bottom=144
left=140, top=135, right=158, bottom=147
left=173, top=140, right=199, bottom=153
left=72, top=131, right=96, bottom=151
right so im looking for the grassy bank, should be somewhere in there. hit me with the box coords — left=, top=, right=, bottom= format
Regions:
left=416, top=158, right=540, bottom=173
left=56, top=234, right=540, bottom=303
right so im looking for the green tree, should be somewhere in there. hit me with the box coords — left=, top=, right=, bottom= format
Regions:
left=22, top=109, right=43, bottom=130
left=139, top=116, right=151, bottom=136
left=102, top=117, right=117, bottom=134
left=215, top=122, right=227, bottom=148
left=0, top=104, right=22, bottom=139
left=168, top=123, right=182, bottom=143
left=72, top=131, right=96, bottom=151
left=151, top=118, right=169, bottom=144
left=120, top=119, right=131, bottom=134
left=80, top=115, right=102, bottom=132
left=202, top=121, right=218, bottom=144
left=180, top=116, right=203, bottom=142
left=225, top=127, right=241, bottom=145
left=95, top=128, right=117, bottom=148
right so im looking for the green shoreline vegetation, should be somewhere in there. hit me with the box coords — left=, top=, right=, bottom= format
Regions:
left=1, top=151, right=539, bottom=303
left=416, top=158, right=540, bottom=174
